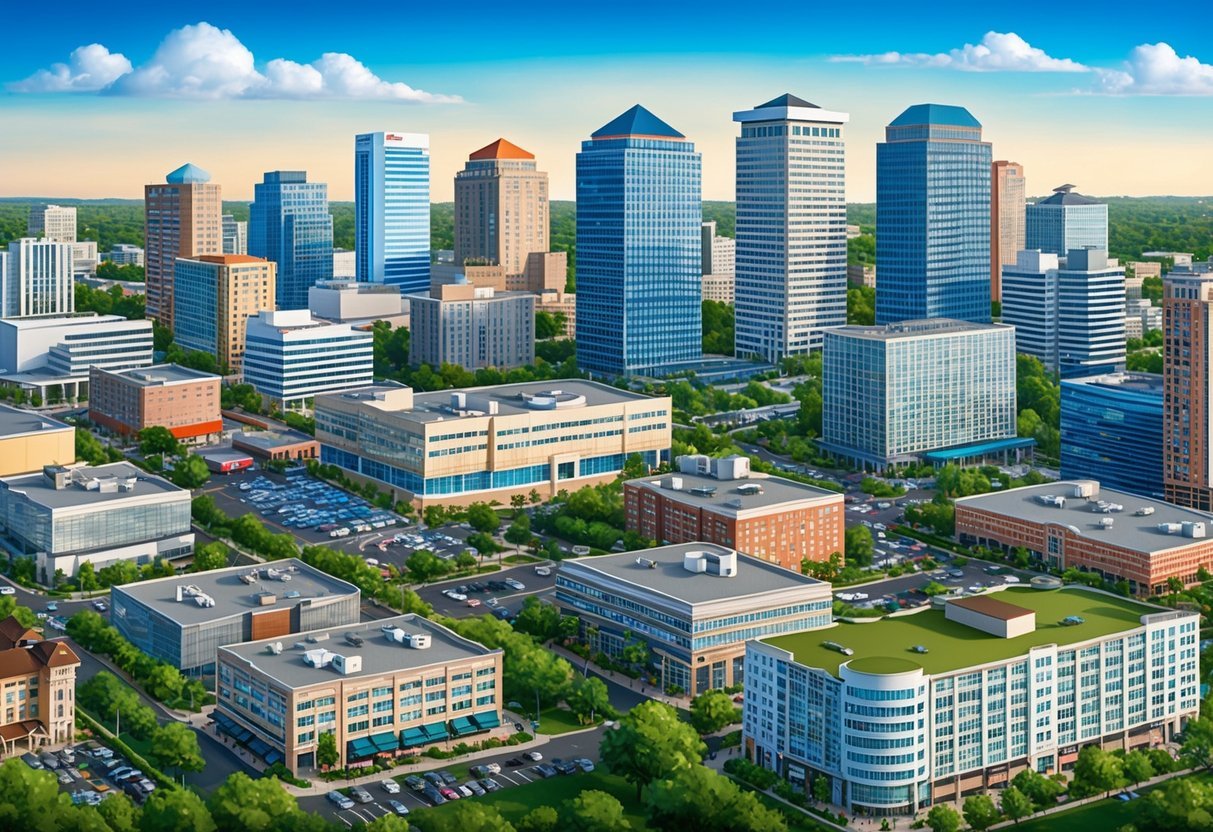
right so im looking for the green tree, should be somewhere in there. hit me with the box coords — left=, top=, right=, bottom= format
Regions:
left=77, top=561, right=100, bottom=592
left=191, top=542, right=229, bottom=573
left=207, top=772, right=300, bottom=832
left=411, top=801, right=517, bottom=832
left=170, top=454, right=211, bottom=489
left=535, top=310, right=566, bottom=340
left=138, top=426, right=180, bottom=457
left=0, top=758, right=74, bottom=828
left=505, top=513, right=532, bottom=548
left=140, top=787, right=216, bottom=832
left=702, top=300, right=736, bottom=356
left=466, top=502, right=501, bottom=534
left=811, top=775, right=831, bottom=806
left=1072, top=744, right=1124, bottom=797
left=0, top=595, right=38, bottom=629
left=1000, top=785, right=1033, bottom=825
left=1183, top=715, right=1213, bottom=770
left=962, top=796, right=1001, bottom=832
left=600, top=699, right=706, bottom=800
left=565, top=675, right=614, bottom=724
left=1123, top=748, right=1155, bottom=788
left=1136, top=776, right=1213, bottom=832
left=316, top=730, right=339, bottom=769
left=844, top=524, right=874, bottom=567
left=96, top=791, right=141, bottom=832
left=560, top=789, right=628, bottom=832
left=646, top=765, right=787, bottom=832
left=926, top=804, right=962, bottom=832
left=517, top=805, right=559, bottom=832
left=147, top=721, right=205, bottom=776
left=689, top=689, right=741, bottom=734
left=365, top=816, right=412, bottom=832
left=143, top=663, right=185, bottom=702
left=405, top=550, right=448, bottom=583
left=513, top=596, right=562, bottom=641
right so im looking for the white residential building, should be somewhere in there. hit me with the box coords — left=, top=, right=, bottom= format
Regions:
left=243, top=310, right=374, bottom=409
left=27, top=204, right=76, bottom=243
left=1, top=238, right=75, bottom=318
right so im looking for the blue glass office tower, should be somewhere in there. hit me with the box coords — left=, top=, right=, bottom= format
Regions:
left=875, top=104, right=992, bottom=325
left=1026, top=184, right=1108, bottom=256
left=575, top=106, right=702, bottom=377
left=354, top=132, right=429, bottom=293
left=1061, top=373, right=1164, bottom=498
left=249, top=171, right=333, bottom=310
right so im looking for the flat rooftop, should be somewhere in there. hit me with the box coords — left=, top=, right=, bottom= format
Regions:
left=765, top=587, right=1161, bottom=677
left=826, top=319, right=1011, bottom=342
left=0, top=405, right=71, bottom=439
left=627, top=469, right=839, bottom=514
left=559, top=542, right=826, bottom=606
left=220, top=614, right=500, bottom=689
left=1, top=462, right=186, bottom=509
left=949, top=594, right=1033, bottom=620
left=955, top=480, right=1213, bottom=554
left=102, top=364, right=220, bottom=386
left=233, top=429, right=317, bottom=451
left=1061, top=373, right=1163, bottom=396
left=112, top=559, right=359, bottom=626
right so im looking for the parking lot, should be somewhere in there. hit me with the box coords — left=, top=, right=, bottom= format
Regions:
left=23, top=740, right=156, bottom=809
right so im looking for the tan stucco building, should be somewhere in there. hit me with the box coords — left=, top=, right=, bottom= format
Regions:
left=0, top=406, right=73, bottom=477
left=454, top=139, right=549, bottom=279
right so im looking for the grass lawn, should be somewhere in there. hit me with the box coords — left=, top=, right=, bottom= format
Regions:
left=503, top=554, right=540, bottom=564
left=1013, top=773, right=1211, bottom=832
left=412, top=771, right=648, bottom=828
left=536, top=706, right=598, bottom=735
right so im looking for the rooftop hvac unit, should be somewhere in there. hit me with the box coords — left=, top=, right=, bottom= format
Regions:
left=239, top=571, right=259, bottom=585
left=1183, top=521, right=1207, bottom=539
left=255, top=592, right=276, bottom=606
left=677, top=454, right=711, bottom=475
left=405, top=633, right=431, bottom=649
left=302, top=648, right=333, bottom=668
left=331, top=654, right=362, bottom=675
left=1136, top=506, right=1156, bottom=516
left=1098, top=517, right=1114, bottom=529
left=1036, top=495, right=1065, bottom=508
left=384, top=627, right=407, bottom=644
left=306, top=632, right=330, bottom=643
left=1072, top=481, right=1098, bottom=499
left=735, top=483, right=763, bottom=496
left=1158, top=522, right=1183, bottom=535
left=662, top=477, right=684, bottom=491
left=683, top=549, right=738, bottom=577
left=635, top=557, right=658, bottom=569
left=265, top=642, right=284, bottom=655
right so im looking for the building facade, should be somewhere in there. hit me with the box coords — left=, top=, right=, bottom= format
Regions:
left=144, top=163, right=222, bottom=328
left=249, top=171, right=334, bottom=310
left=1026, top=185, right=1108, bottom=256
left=308, top=280, right=405, bottom=327
left=1061, top=373, right=1163, bottom=499
left=408, top=278, right=535, bottom=371
left=575, top=105, right=702, bottom=377
left=1162, top=263, right=1213, bottom=509
left=820, top=320, right=1019, bottom=468
left=243, top=310, right=374, bottom=410
left=173, top=254, right=276, bottom=375
left=744, top=587, right=1199, bottom=816
left=990, top=161, right=1025, bottom=303
left=454, top=139, right=549, bottom=278
left=0, top=406, right=73, bottom=477
left=734, top=94, right=848, bottom=361
left=1, top=238, right=74, bottom=318
left=222, top=215, right=247, bottom=256
left=27, top=205, right=76, bottom=243
left=355, top=132, right=430, bottom=293
left=104, top=244, right=144, bottom=266
left=701, top=221, right=735, bottom=304
left=315, top=380, right=671, bottom=506
left=0, top=617, right=79, bottom=756
left=88, top=364, right=222, bottom=442
left=875, top=105, right=991, bottom=326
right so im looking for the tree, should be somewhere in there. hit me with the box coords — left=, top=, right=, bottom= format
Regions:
left=1072, top=744, right=1124, bottom=797
left=0, top=758, right=74, bottom=828
left=96, top=791, right=142, bottom=832
left=844, top=524, right=874, bottom=567
left=170, top=454, right=211, bottom=489
left=925, top=804, right=962, bottom=832
left=1183, top=715, right=1213, bottom=770
left=0, top=595, right=38, bottom=628
left=316, top=730, right=339, bottom=769
left=138, top=426, right=180, bottom=457
left=191, top=542, right=229, bottom=573
left=1123, top=748, right=1155, bottom=788
left=143, top=663, right=186, bottom=702
left=517, top=805, right=558, bottom=832
left=646, top=765, right=787, bottom=832
left=1011, top=768, right=1066, bottom=811
left=560, top=790, right=628, bottom=832
left=466, top=502, right=500, bottom=534
left=365, top=816, right=412, bottom=832
left=147, top=721, right=204, bottom=776
left=1136, top=776, right=1213, bottom=832
left=566, top=675, right=614, bottom=724
left=513, top=596, right=562, bottom=641
left=689, top=690, right=741, bottom=734
left=812, top=775, right=831, bottom=806
left=405, top=550, right=448, bottom=583
left=207, top=772, right=301, bottom=832
left=411, top=801, right=517, bottom=832
left=140, top=787, right=216, bottom=832
left=600, top=699, right=706, bottom=800
left=1000, top=786, right=1033, bottom=825
left=505, top=513, right=532, bottom=549
left=454, top=550, right=479, bottom=570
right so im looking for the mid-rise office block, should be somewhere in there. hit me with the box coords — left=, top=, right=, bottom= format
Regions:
left=249, top=171, right=334, bottom=310
left=355, top=132, right=430, bottom=293
left=1026, top=185, right=1107, bottom=256
left=556, top=542, right=832, bottom=694
left=1, top=238, right=74, bottom=318
left=821, top=320, right=1020, bottom=468
left=0, top=462, right=194, bottom=585
left=1061, top=373, right=1163, bottom=499
left=536, top=289, right=576, bottom=337
left=991, top=161, right=1026, bottom=302
left=454, top=139, right=548, bottom=278
left=243, top=310, right=374, bottom=410
left=308, top=280, right=406, bottom=328
left=144, top=163, right=222, bottom=328
left=702, top=221, right=736, bottom=304
left=173, top=254, right=276, bottom=375
left=1163, top=261, right=1213, bottom=509
left=624, top=454, right=844, bottom=571
left=734, top=94, right=848, bottom=360
left=216, top=614, right=503, bottom=774
left=0, top=616, right=79, bottom=754
left=316, top=380, right=670, bottom=507
left=575, top=106, right=702, bottom=377
left=104, top=244, right=144, bottom=267
left=222, top=215, right=247, bottom=256
left=876, top=105, right=991, bottom=325
left=67, top=241, right=98, bottom=276
left=111, top=559, right=361, bottom=675
left=745, top=587, right=1199, bottom=815
left=27, top=204, right=76, bottom=243
left=408, top=278, right=534, bottom=371
left=89, top=364, right=222, bottom=442
left=0, top=405, right=73, bottom=477
left=1129, top=262, right=1162, bottom=283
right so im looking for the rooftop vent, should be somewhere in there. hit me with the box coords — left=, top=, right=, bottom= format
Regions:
left=383, top=627, right=431, bottom=648
left=306, top=632, right=330, bottom=643
left=688, top=486, right=717, bottom=498
left=332, top=654, right=362, bottom=675
left=682, top=549, right=738, bottom=578
left=176, top=585, right=215, bottom=607
left=1136, top=507, right=1155, bottom=516
left=265, top=642, right=284, bottom=655
left=1158, top=522, right=1183, bottom=535
left=1098, top=517, right=1114, bottom=529
left=239, top=571, right=259, bottom=585
left=1036, top=495, right=1065, bottom=508
left=1183, top=521, right=1207, bottom=539
left=254, top=591, right=277, bottom=606
left=635, top=557, right=658, bottom=570
left=662, top=477, right=684, bottom=491
left=302, top=648, right=333, bottom=668
left=735, top=483, right=763, bottom=496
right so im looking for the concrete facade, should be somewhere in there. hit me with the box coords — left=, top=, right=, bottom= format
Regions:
left=408, top=279, right=535, bottom=371
left=0, top=406, right=74, bottom=477
left=990, top=161, right=1025, bottom=303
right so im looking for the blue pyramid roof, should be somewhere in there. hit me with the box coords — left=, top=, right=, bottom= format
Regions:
left=166, top=163, right=211, bottom=185
left=889, top=104, right=980, bottom=129
left=756, top=93, right=819, bottom=110
left=592, top=105, right=684, bottom=139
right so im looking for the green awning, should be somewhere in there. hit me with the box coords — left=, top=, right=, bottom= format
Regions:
left=422, top=721, right=449, bottom=741
left=400, top=727, right=427, bottom=748
left=472, top=710, right=501, bottom=730
left=371, top=731, right=399, bottom=752
left=347, top=737, right=376, bottom=758
left=449, top=716, right=477, bottom=737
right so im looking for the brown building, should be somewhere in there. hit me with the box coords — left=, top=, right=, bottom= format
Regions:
left=454, top=139, right=549, bottom=279
left=0, top=616, right=79, bottom=756
left=144, top=163, right=222, bottom=328
left=1164, top=266, right=1213, bottom=510
left=232, top=429, right=319, bottom=462
left=991, top=161, right=1026, bottom=303
left=89, top=364, right=222, bottom=443
left=173, top=254, right=276, bottom=375
left=624, top=455, right=844, bottom=572
left=0, top=405, right=74, bottom=477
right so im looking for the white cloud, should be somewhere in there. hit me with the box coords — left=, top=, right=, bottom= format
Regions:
left=9, top=21, right=460, bottom=103
left=831, top=31, right=1088, bottom=73
left=8, top=43, right=133, bottom=92
left=1095, top=42, right=1213, bottom=95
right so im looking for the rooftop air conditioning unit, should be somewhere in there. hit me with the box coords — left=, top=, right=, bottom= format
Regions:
left=332, top=654, right=362, bottom=675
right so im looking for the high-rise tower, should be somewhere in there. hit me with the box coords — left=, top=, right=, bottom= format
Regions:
left=354, top=132, right=430, bottom=293
left=249, top=171, right=334, bottom=310
left=144, top=163, right=222, bottom=328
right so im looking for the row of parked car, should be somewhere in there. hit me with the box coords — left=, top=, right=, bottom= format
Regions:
left=23, top=742, right=156, bottom=805
left=238, top=475, right=400, bottom=537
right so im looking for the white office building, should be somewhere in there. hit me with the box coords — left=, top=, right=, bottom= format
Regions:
left=308, top=279, right=406, bottom=327
left=355, top=132, right=430, bottom=294
left=243, top=310, right=374, bottom=410
left=104, top=244, right=145, bottom=267
left=0, top=314, right=153, bottom=401
left=222, top=214, right=247, bottom=255
left=733, top=94, right=848, bottom=361
left=27, top=204, right=76, bottom=243
left=701, top=221, right=736, bottom=304
left=1, top=238, right=75, bottom=318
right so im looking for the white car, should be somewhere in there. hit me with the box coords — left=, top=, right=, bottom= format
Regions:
left=0, top=586, right=14, bottom=596
left=364, top=558, right=380, bottom=567
left=485, top=762, right=501, bottom=774
left=504, top=578, right=525, bottom=591
left=447, top=592, right=467, bottom=602
left=381, top=779, right=400, bottom=794
left=524, top=751, right=543, bottom=762
left=1003, top=576, right=1021, bottom=584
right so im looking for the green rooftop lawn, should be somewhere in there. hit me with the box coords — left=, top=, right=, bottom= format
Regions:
left=764, top=588, right=1158, bottom=677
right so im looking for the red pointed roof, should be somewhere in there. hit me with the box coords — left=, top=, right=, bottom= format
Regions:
left=469, top=139, right=534, bottom=161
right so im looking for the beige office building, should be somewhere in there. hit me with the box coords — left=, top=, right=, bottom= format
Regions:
left=454, top=139, right=549, bottom=279
left=27, top=205, right=76, bottom=243
left=145, top=164, right=222, bottom=328
left=991, top=161, right=1026, bottom=303
left=409, top=278, right=535, bottom=371
left=173, top=255, right=276, bottom=375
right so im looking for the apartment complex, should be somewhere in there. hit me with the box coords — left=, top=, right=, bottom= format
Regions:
left=0, top=462, right=194, bottom=585
left=173, top=254, right=276, bottom=375
left=1162, top=261, right=1213, bottom=510
left=0, top=617, right=79, bottom=755
left=734, top=94, right=848, bottom=360
left=990, top=161, right=1025, bottom=302
left=215, top=614, right=503, bottom=774
left=557, top=542, right=831, bottom=693
left=1026, top=185, right=1108, bottom=256
left=315, top=380, right=670, bottom=507
left=88, top=363, right=222, bottom=442
left=0, top=405, right=73, bottom=477
left=27, top=204, right=76, bottom=243
left=1, top=238, right=75, bottom=318
left=624, top=455, right=844, bottom=571
left=243, top=310, right=374, bottom=410
left=1061, top=373, right=1163, bottom=499
left=744, top=587, right=1199, bottom=815
left=454, top=139, right=549, bottom=278
left=355, top=132, right=430, bottom=293
left=111, top=559, right=361, bottom=675
left=955, top=480, right=1213, bottom=595
left=144, top=163, right=222, bottom=327
left=408, top=278, right=535, bottom=371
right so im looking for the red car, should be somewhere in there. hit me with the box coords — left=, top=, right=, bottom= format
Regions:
left=438, top=786, right=460, bottom=801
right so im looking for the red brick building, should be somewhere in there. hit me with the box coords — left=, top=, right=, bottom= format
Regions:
left=89, top=363, right=222, bottom=443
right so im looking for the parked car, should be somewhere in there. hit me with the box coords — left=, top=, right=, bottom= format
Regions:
left=464, top=781, right=484, bottom=796
left=404, top=775, right=426, bottom=792
left=524, top=751, right=543, bottom=762
left=380, top=779, right=400, bottom=794
left=437, top=770, right=458, bottom=786
left=327, top=791, right=354, bottom=810
left=423, top=772, right=445, bottom=788
left=504, top=757, right=524, bottom=767
left=387, top=799, right=409, bottom=816
left=349, top=787, right=373, bottom=804
left=21, top=752, right=43, bottom=769
left=422, top=786, right=447, bottom=805
left=466, top=598, right=481, bottom=608
left=557, top=761, right=580, bottom=775
left=504, top=578, right=525, bottom=591
left=438, top=786, right=461, bottom=801
left=0, top=586, right=15, bottom=595
left=574, top=758, right=596, bottom=772
left=534, top=764, right=559, bottom=778
left=535, top=566, right=551, bottom=577
left=92, top=600, right=108, bottom=612
left=479, top=777, right=503, bottom=793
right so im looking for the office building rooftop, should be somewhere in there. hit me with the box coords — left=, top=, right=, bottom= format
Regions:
left=1062, top=372, right=1163, bottom=396
left=1, top=462, right=186, bottom=510
left=828, top=319, right=1010, bottom=341
left=888, top=103, right=981, bottom=128
left=1036, top=184, right=1102, bottom=206
left=0, top=405, right=71, bottom=440
left=592, top=105, right=685, bottom=139
left=99, top=364, right=219, bottom=387
left=627, top=463, right=839, bottom=516
left=165, top=163, right=211, bottom=185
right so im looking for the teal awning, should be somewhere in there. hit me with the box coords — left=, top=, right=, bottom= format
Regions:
left=371, top=731, right=399, bottom=752
left=347, top=737, right=376, bottom=758
left=472, top=710, right=501, bottom=730
left=449, top=716, right=477, bottom=737
left=400, top=727, right=427, bottom=748
left=422, top=721, right=449, bottom=741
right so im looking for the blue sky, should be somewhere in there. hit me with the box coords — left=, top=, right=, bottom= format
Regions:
left=2, top=0, right=1211, bottom=201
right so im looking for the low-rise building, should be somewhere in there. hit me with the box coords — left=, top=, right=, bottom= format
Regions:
left=555, top=542, right=832, bottom=694
left=1061, top=373, right=1163, bottom=499
left=232, top=429, right=319, bottom=463
left=103, top=245, right=145, bottom=267
left=308, top=279, right=405, bottom=328
left=0, top=405, right=74, bottom=477
left=0, top=616, right=79, bottom=755
left=315, top=379, right=670, bottom=507
left=111, top=559, right=361, bottom=676
left=408, top=277, right=535, bottom=371
left=955, top=480, right=1213, bottom=595
left=0, top=462, right=194, bottom=585
left=847, top=263, right=875, bottom=289
left=744, top=587, right=1199, bottom=815
left=215, top=614, right=503, bottom=774
left=242, top=310, right=374, bottom=410
left=89, top=363, right=222, bottom=443
left=702, top=273, right=734, bottom=304
left=624, top=454, right=843, bottom=571
left=536, top=289, right=576, bottom=338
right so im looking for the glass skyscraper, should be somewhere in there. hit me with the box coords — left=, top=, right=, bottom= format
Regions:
left=249, top=171, right=334, bottom=310
left=875, top=104, right=992, bottom=325
left=354, top=132, right=430, bottom=294
left=733, top=94, right=848, bottom=361
left=574, top=105, right=702, bottom=377
left=1026, top=184, right=1108, bottom=256
left=1061, top=372, right=1163, bottom=498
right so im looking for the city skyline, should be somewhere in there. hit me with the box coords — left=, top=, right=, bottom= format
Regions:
left=2, top=3, right=1211, bottom=202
